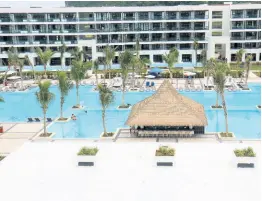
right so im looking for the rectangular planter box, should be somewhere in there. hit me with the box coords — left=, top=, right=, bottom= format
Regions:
left=234, top=155, right=257, bottom=168
left=155, top=156, right=175, bottom=167
left=77, top=155, right=97, bottom=166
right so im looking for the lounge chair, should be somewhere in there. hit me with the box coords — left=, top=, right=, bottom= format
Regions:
left=47, top=118, right=52, bottom=122
left=27, top=118, right=34, bottom=122
left=146, top=81, right=150, bottom=87
left=150, top=82, right=155, bottom=87
left=34, top=117, right=41, bottom=122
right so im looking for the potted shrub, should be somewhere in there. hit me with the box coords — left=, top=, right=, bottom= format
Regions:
left=234, top=147, right=256, bottom=168
left=0, top=155, right=5, bottom=162
left=77, top=147, right=99, bottom=166
left=155, top=146, right=175, bottom=166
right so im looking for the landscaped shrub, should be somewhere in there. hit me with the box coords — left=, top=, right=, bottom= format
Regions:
left=0, top=155, right=5, bottom=161
left=161, top=71, right=170, bottom=78
left=77, top=147, right=99, bottom=156
left=234, top=147, right=256, bottom=157
left=155, top=146, right=175, bottom=156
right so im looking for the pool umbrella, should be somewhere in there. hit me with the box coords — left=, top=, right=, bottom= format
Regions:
left=7, top=76, right=21, bottom=80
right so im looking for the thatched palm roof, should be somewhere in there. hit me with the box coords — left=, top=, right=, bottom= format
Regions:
left=126, top=80, right=208, bottom=127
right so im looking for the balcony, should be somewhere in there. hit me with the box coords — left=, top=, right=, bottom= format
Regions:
left=179, top=16, right=191, bottom=20
left=33, top=40, right=47, bottom=45
left=194, top=15, right=207, bottom=19
left=232, top=25, right=244, bottom=29
left=0, top=30, right=10, bottom=33
left=166, top=37, right=176, bottom=41
left=245, top=36, right=257, bottom=40
left=0, top=18, right=12, bottom=22
left=180, top=27, right=191, bottom=30
left=231, top=36, right=244, bottom=40
left=232, top=14, right=243, bottom=19
left=152, top=38, right=164, bottom=42
left=140, top=37, right=149, bottom=42
left=63, top=29, right=77, bottom=33
left=64, top=40, right=77, bottom=44
left=111, top=39, right=122, bottom=43
left=79, top=18, right=94, bottom=21
left=245, top=25, right=259, bottom=29
left=13, top=29, right=29, bottom=34
left=246, top=14, right=258, bottom=18
left=48, top=30, right=61, bottom=34
left=125, top=38, right=136, bottom=42
left=49, top=40, right=62, bottom=45
left=194, top=26, right=207, bottom=30
left=139, top=16, right=149, bottom=20
left=195, top=37, right=205, bottom=41
left=97, top=39, right=109, bottom=44
left=179, top=37, right=191, bottom=41
left=152, top=16, right=163, bottom=20
left=0, top=41, right=12, bottom=45
left=123, top=16, right=135, bottom=21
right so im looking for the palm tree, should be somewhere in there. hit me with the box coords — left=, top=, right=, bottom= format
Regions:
left=204, top=58, right=216, bottom=88
left=17, top=59, right=25, bottom=89
left=57, top=72, right=73, bottom=120
left=0, top=96, right=4, bottom=102
left=103, top=45, right=115, bottom=80
left=3, top=47, right=19, bottom=85
left=35, top=47, right=55, bottom=78
left=193, top=39, right=199, bottom=67
left=215, top=70, right=229, bottom=136
left=212, top=62, right=229, bottom=107
left=162, top=48, right=179, bottom=83
left=93, top=59, right=100, bottom=86
left=58, top=44, right=67, bottom=70
left=119, top=50, right=132, bottom=107
left=70, top=47, right=85, bottom=62
left=236, top=48, right=245, bottom=69
left=200, top=49, right=207, bottom=67
left=24, top=55, right=36, bottom=80
left=35, top=81, right=55, bottom=136
left=98, top=84, right=114, bottom=136
left=245, top=54, right=252, bottom=86
left=71, top=60, right=90, bottom=108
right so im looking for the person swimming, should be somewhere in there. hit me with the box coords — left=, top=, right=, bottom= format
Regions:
left=71, top=114, right=77, bottom=120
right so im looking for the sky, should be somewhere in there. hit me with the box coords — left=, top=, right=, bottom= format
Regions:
left=0, top=1, right=65, bottom=8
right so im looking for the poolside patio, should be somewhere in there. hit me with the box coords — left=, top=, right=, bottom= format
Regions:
left=0, top=141, right=260, bottom=201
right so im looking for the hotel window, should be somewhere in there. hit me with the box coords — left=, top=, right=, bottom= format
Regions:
left=212, top=31, right=222, bottom=36
left=182, top=54, right=192, bottom=62
left=231, top=54, right=237, bottom=61
left=212, top=11, right=222, bottom=19
left=212, top=21, right=222, bottom=29
left=230, top=43, right=243, bottom=49
left=153, top=55, right=163, bottom=62
left=231, top=10, right=244, bottom=18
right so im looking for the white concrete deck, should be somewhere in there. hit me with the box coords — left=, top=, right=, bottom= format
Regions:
left=0, top=141, right=260, bottom=201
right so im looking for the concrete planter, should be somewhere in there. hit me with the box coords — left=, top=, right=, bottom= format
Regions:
left=155, top=156, right=175, bottom=166
left=77, top=155, right=97, bottom=166
left=117, top=105, right=132, bottom=110
left=55, top=117, right=71, bottom=122
left=217, top=132, right=235, bottom=140
left=234, top=155, right=257, bottom=168
left=99, top=129, right=119, bottom=140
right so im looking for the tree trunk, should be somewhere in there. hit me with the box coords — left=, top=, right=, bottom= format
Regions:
left=20, top=68, right=24, bottom=89
left=103, top=65, right=107, bottom=84
left=95, top=72, right=98, bottom=86
left=221, top=93, right=228, bottom=134
left=121, top=81, right=125, bottom=106
left=206, top=70, right=209, bottom=88
left=132, top=66, right=135, bottom=88
left=44, top=64, right=47, bottom=78
left=169, top=68, right=173, bottom=83
left=32, top=66, right=36, bottom=81
left=43, top=109, right=47, bottom=135
left=3, top=65, right=10, bottom=85
left=108, top=64, right=111, bottom=80
left=60, top=96, right=64, bottom=118
left=195, top=49, right=197, bottom=67
left=76, top=83, right=80, bottom=106
left=216, top=91, right=219, bottom=106
left=102, top=109, right=107, bottom=136
left=245, top=63, right=250, bottom=85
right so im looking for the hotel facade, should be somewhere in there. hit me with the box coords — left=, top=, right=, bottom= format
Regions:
left=0, top=2, right=261, bottom=66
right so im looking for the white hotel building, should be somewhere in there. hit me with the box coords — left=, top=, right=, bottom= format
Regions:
left=0, top=2, right=261, bottom=67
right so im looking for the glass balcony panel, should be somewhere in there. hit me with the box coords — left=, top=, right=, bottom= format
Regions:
left=138, top=12, right=149, bottom=20
left=231, top=10, right=244, bottom=18
left=166, top=12, right=177, bottom=20
left=0, top=14, right=11, bottom=22
left=62, top=13, right=77, bottom=22
left=14, top=14, right=28, bottom=22
left=123, top=13, right=135, bottom=20
left=180, top=12, right=191, bottom=20
left=31, top=14, right=45, bottom=22
left=110, top=13, right=121, bottom=21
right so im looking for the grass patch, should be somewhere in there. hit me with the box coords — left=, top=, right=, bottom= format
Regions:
left=39, top=132, right=53, bottom=137
left=118, top=104, right=131, bottom=109
left=253, top=72, right=261, bottom=77
left=102, top=132, right=114, bottom=137
left=0, top=156, right=5, bottom=161
left=211, top=105, right=223, bottom=109
left=155, top=146, right=175, bottom=156
left=57, top=117, right=68, bottom=121
left=234, top=147, right=256, bottom=157
left=77, top=147, right=98, bottom=156
left=220, top=132, right=234, bottom=137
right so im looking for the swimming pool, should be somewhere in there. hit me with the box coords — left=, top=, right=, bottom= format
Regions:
left=0, top=83, right=260, bottom=139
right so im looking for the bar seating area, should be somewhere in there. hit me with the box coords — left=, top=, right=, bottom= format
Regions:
left=126, top=80, right=208, bottom=138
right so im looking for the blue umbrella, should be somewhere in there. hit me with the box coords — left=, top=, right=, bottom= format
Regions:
left=149, top=67, right=163, bottom=74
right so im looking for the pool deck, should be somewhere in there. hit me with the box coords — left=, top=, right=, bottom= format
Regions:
left=0, top=141, right=260, bottom=201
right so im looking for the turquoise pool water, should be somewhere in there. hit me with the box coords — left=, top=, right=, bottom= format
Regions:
left=0, top=83, right=260, bottom=139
